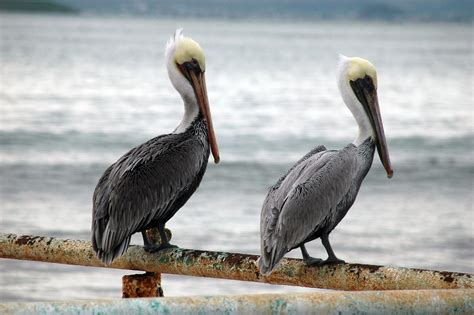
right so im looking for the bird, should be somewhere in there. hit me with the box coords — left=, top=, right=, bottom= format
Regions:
left=91, top=29, right=219, bottom=265
left=258, top=55, right=393, bottom=275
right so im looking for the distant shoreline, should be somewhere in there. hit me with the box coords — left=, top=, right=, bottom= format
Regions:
left=0, top=0, right=79, bottom=14
left=0, top=1, right=471, bottom=24
left=0, top=13, right=470, bottom=26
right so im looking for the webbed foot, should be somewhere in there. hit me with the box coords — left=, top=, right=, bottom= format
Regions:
left=300, top=244, right=324, bottom=266
left=303, top=256, right=324, bottom=266
left=316, top=257, right=345, bottom=266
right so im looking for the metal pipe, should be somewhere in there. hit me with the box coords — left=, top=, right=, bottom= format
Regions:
left=1, top=290, right=473, bottom=315
left=0, top=233, right=472, bottom=291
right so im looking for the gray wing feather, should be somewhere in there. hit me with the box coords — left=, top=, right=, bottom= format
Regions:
left=259, top=145, right=357, bottom=275
left=92, top=135, right=205, bottom=264
left=271, top=145, right=327, bottom=192
left=262, top=145, right=327, bottom=213
left=91, top=164, right=113, bottom=252
left=259, top=145, right=326, bottom=274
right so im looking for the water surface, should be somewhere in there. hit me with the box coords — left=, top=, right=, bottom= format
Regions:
left=0, top=14, right=473, bottom=301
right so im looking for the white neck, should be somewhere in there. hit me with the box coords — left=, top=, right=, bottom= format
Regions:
left=173, top=89, right=199, bottom=134
left=165, top=39, right=199, bottom=134
left=337, top=61, right=373, bottom=146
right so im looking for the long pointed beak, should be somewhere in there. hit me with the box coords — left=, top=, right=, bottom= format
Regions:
left=189, top=71, right=220, bottom=164
left=363, top=88, right=393, bottom=178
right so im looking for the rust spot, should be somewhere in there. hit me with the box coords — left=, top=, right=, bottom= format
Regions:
left=15, top=235, right=43, bottom=246
left=255, top=271, right=261, bottom=279
left=15, top=236, right=30, bottom=246
left=352, top=263, right=383, bottom=273
left=439, top=271, right=455, bottom=283
left=224, top=253, right=257, bottom=266
left=122, top=272, right=162, bottom=298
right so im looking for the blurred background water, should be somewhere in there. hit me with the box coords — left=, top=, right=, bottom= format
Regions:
left=0, top=8, right=473, bottom=301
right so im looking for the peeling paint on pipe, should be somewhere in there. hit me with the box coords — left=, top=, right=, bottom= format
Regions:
left=0, top=233, right=472, bottom=291
left=1, top=290, right=473, bottom=315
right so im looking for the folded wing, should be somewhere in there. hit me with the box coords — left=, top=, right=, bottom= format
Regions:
left=259, top=145, right=357, bottom=274
left=92, top=134, right=206, bottom=264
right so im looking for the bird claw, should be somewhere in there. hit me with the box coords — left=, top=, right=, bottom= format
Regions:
left=304, top=257, right=324, bottom=266
left=316, top=258, right=345, bottom=266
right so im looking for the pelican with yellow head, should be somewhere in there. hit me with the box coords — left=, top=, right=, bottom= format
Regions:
left=91, top=29, right=219, bottom=264
left=259, top=55, right=393, bottom=275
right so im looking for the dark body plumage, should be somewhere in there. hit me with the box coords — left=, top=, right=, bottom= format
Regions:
left=259, top=137, right=375, bottom=275
left=92, top=115, right=209, bottom=264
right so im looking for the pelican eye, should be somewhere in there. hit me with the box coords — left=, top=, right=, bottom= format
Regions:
left=190, top=58, right=203, bottom=72
left=364, top=76, right=375, bottom=92
left=183, top=58, right=203, bottom=74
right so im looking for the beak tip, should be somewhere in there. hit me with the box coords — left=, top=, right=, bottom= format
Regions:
left=214, top=156, right=220, bottom=164
left=387, top=169, right=394, bottom=178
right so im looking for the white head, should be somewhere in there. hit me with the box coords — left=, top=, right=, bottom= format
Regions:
left=337, top=55, right=393, bottom=178
left=165, top=29, right=219, bottom=163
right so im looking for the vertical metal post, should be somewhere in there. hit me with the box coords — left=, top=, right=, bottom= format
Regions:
left=122, top=272, right=163, bottom=298
left=121, top=228, right=172, bottom=298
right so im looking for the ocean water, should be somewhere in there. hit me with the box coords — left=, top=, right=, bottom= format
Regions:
left=0, top=14, right=472, bottom=302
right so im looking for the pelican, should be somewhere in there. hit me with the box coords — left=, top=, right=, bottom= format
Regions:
left=91, top=30, right=219, bottom=264
left=258, top=55, right=393, bottom=275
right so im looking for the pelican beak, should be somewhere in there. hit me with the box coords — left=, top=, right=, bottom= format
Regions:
left=350, top=77, right=393, bottom=178
left=179, top=63, right=220, bottom=163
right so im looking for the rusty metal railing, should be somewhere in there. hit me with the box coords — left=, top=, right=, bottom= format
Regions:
left=1, top=230, right=473, bottom=314
left=1, top=231, right=473, bottom=291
